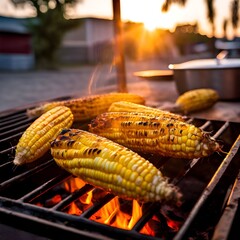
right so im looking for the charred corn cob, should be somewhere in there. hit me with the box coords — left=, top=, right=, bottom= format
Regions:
left=108, top=101, right=185, bottom=121
left=14, top=106, right=74, bottom=165
left=27, top=93, right=145, bottom=122
left=89, top=112, right=221, bottom=159
left=175, top=88, right=219, bottom=114
left=50, top=128, right=182, bottom=205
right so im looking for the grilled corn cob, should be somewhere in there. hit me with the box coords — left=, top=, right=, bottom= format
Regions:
left=50, top=128, right=182, bottom=205
left=27, top=93, right=145, bottom=121
left=175, top=88, right=219, bottom=114
left=108, top=101, right=185, bottom=121
left=89, top=112, right=221, bottom=159
left=14, top=106, right=74, bottom=165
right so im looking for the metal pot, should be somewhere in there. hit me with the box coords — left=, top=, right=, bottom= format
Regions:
left=169, top=58, right=240, bottom=100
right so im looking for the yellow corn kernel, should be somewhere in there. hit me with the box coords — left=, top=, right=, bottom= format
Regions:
left=50, top=129, right=182, bottom=205
left=14, top=106, right=74, bottom=165
left=89, top=112, right=221, bottom=159
left=108, top=101, right=185, bottom=121
left=175, top=88, right=219, bottom=114
left=27, top=93, right=145, bottom=121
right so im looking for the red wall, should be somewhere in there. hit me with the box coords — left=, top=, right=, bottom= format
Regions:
left=0, top=32, right=32, bottom=54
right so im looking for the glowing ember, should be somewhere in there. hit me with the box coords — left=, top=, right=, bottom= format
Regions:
left=33, top=177, right=181, bottom=237
left=63, top=177, right=94, bottom=215
left=68, top=201, right=82, bottom=215
left=89, top=197, right=152, bottom=234
left=80, top=189, right=93, bottom=205
left=167, top=219, right=181, bottom=231
left=64, top=177, right=86, bottom=192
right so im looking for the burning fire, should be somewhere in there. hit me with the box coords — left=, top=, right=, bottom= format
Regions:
left=63, top=178, right=156, bottom=235
left=63, top=177, right=94, bottom=215
left=35, top=177, right=180, bottom=237
left=90, top=197, right=146, bottom=230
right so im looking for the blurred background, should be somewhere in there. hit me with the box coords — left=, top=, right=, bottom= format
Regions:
left=0, top=0, right=239, bottom=111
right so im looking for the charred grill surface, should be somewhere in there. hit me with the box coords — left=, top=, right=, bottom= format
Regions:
left=0, top=105, right=239, bottom=240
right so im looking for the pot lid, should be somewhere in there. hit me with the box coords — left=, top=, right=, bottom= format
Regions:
left=133, top=70, right=173, bottom=81
left=169, top=58, right=240, bottom=70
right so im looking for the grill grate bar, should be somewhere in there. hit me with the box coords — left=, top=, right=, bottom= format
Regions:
left=0, top=161, right=13, bottom=169
left=0, top=114, right=29, bottom=128
left=212, top=121, right=229, bottom=139
left=0, top=123, right=30, bottom=139
left=80, top=193, right=115, bottom=219
left=0, top=199, right=114, bottom=240
left=0, top=197, right=160, bottom=240
left=0, top=159, right=54, bottom=190
left=0, top=118, right=34, bottom=133
left=18, top=174, right=71, bottom=203
left=132, top=202, right=160, bottom=231
left=0, top=146, right=15, bottom=156
left=199, top=120, right=211, bottom=130
left=0, top=103, right=239, bottom=240
left=52, top=183, right=94, bottom=211
left=173, top=135, right=240, bottom=240
left=0, top=111, right=26, bottom=122
left=172, top=120, right=230, bottom=186
left=171, top=157, right=200, bottom=185
left=212, top=170, right=240, bottom=240
left=0, top=132, right=23, bottom=144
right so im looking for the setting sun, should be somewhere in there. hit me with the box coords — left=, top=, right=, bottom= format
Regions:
left=143, top=19, right=159, bottom=31
left=120, top=0, right=177, bottom=31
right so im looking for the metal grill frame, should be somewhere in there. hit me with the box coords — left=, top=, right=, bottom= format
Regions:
left=0, top=102, right=240, bottom=240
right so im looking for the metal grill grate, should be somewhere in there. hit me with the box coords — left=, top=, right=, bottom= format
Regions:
left=0, top=103, right=239, bottom=240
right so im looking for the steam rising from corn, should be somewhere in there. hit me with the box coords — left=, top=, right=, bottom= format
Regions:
left=50, top=129, right=182, bottom=205
left=89, top=112, right=220, bottom=159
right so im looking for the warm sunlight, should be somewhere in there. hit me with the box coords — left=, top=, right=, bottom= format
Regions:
left=120, top=0, right=164, bottom=31
left=120, top=0, right=180, bottom=31
left=144, top=19, right=159, bottom=31
left=143, top=11, right=179, bottom=31
left=0, top=0, right=234, bottom=37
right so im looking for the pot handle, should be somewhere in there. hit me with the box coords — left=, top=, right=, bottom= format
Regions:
left=216, top=50, right=228, bottom=65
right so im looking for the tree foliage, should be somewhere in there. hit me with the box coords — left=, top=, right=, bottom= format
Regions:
left=231, top=0, right=239, bottom=37
left=161, top=0, right=187, bottom=12
left=11, top=0, right=82, bottom=68
left=162, top=0, right=240, bottom=39
left=162, top=0, right=215, bottom=35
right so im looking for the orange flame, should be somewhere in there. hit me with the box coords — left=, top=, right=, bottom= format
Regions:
left=63, top=178, right=156, bottom=235
left=167, top=219, right=181, bottom=231
left=64, top=177, right=86, bottom=192
left=89, top=197, right=152, bottom=234
left=80, top=189, right=93, bottom=205
left=68, top=201, right=82, bottom=215
left=35, top=177, right=181, bottom=237
left=63, top=177, right=93, bottom=215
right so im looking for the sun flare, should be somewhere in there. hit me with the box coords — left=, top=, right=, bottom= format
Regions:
left=143, top=19, right=159, bottom=31
left=120, top=0, right=176, bottom=31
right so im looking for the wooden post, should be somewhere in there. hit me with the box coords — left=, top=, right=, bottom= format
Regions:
left=112, top=0, right=127, bottom=92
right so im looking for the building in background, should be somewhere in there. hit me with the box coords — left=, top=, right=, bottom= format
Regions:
left=0, top=16, right=114, bottom=70
left=59, top=17, right=114, bottom=64
left=0, top=16, right=35, bottom=71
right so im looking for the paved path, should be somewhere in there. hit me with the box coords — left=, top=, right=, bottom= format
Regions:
left=0, top=58, right=240, bottom=122
left=0, top=59, right=169, bottom=112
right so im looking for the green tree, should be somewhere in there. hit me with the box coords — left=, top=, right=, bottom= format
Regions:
left=11, top=0, right=82, bottom=68
left=162, top=0, right=215, bottom=36
left=231, top=0, right=239, bottom=38
left=161, top=0, right=187, bottom=11
left=206, top=0, right=215, bottom=36
left=223, top=18, right=229, bottom=39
